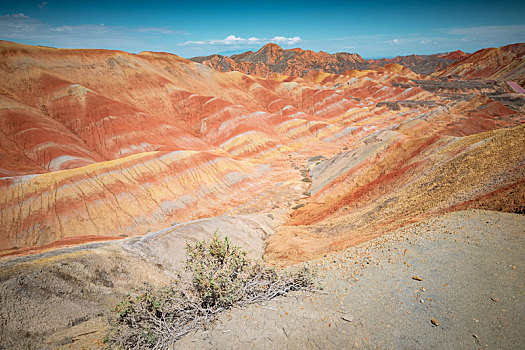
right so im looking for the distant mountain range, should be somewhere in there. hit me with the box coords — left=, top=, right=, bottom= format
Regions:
left=191, top=43, right=367, bottom=77
left=367, top=50, right=469, bottom=75
left=191, top=43, right=468, bottom=76
left=191, top=43, right=525, bottom=83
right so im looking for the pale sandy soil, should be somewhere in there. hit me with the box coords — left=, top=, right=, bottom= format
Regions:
left=176, top=210, right=524, bottom=350
left=1, top=210, right=523, bottom=349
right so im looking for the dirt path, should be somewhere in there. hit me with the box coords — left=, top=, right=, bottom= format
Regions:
left=176, top=210, right=525, bottom=349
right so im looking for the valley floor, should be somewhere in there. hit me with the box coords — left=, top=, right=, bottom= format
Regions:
left=174, top=210, right=524, bottom=350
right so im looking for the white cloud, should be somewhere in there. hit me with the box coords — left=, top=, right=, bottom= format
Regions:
left=179, top=34, right=302, bottom=46
left=210, top=35, right=247, bottom=44
left=271, top=36, right=302, bottom=45
left=137, top=27, right=182, bottom=35
left=443, top=24, right=525, bottom=43
left=5, top=13, right=30, bottom=19
left=384, top=38, right=401, bottom=45
left=0, top=13, right=185, bottom=51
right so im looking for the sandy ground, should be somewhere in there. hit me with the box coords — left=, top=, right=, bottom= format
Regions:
left=2, top=209, right=522, bottom=349
left=176, top=210, right=524, bottom=349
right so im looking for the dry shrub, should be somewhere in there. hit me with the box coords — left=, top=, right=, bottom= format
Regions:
left=105, top=234, right=317, bottom=349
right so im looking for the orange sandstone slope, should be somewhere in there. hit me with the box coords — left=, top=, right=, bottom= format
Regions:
left=0, top=41, right=524, bottom=261
left=0, top=40, right=347, bottom=176
left=0, top=40, right=396, bottom=253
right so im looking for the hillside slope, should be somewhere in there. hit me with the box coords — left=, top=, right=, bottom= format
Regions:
left=436, top=43, right=525, bottom=86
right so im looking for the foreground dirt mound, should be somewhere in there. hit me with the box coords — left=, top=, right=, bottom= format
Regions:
left=178, top=210, right=525, bottom=349
left=3, top=210, right=522, bottom=349
left=0, top=213, right=276, bottom=349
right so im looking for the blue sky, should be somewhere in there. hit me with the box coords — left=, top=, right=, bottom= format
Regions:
left=1, top=0, right=524, bottom=58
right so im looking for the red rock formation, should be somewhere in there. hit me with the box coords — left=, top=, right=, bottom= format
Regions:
left=0, top=40, right=523, bottom=261
left=0, top=41, right=369, bottom=252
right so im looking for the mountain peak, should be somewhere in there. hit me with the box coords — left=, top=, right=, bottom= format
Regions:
left=259, top=42, right=283, bottom=52
left=256, top=43, right=284, bottom=57
left=442, top=50, right=469, bottom=60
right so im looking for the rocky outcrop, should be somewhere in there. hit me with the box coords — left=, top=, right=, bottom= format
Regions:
left=441, top=50, right=469, bottom=60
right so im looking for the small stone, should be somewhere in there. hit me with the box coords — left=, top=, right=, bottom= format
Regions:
left=473, top=334, right=479, bottom=339
left=491, top=297, right=499, bottom=302
left=421, top=287, right=427, bottom=292
left=341, top=314, right=354, bottom=322
left=430, top=318, right=439, bottom=326
left=412, top=276, right=423, bottom=281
